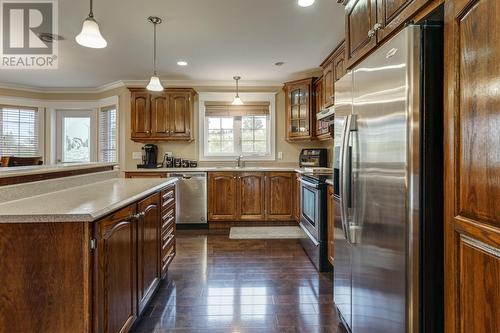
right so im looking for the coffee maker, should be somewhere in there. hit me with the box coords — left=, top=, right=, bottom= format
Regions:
left=137, top=144, right=160, bottom=169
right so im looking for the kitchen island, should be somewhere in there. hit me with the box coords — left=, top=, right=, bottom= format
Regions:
left=0, top=173, right=177, bottom=333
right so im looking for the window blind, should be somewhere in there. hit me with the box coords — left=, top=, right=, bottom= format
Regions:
left=0, top=106, right=40, bottom=157
left=99, top=106, right=117, bottom=162
left=205, top=101, right=270, bottom=117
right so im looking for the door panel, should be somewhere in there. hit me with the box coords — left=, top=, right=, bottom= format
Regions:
left=376, top=0, right=430, bottom=41
left=137, top=193, right=161, bottom=314
left=444, top=0, right=500, bottom=332
left=266, top=172, right=294, bottom=220
left=345, top=0, right=378, bottom=68
left=323, top=62, right=334, bottom=109
left=238, top=172, right=266, bottom=220
left=169, top=92, right=192, bottom=139
left=131, top=91, right=151, bottom=138
left=151, top=94, right=169, bottom=137
left=95, top=205, right=137, bottom=333
left=208, top=172, right=238, bottom=221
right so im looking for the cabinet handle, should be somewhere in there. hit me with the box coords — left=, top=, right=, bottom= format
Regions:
left=368, top=29, right=375, bottom=38
left=373, top=23, right=383, bottom=31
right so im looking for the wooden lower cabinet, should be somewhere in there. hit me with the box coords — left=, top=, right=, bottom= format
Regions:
left=208, top=171, right=295, bottom=222
left=327, top=185, right=334, bottom=265
left=265, top=172, right=294, bottom=221
left=238, top=172, right=266, bottom=220
left=208, top=172, right=238, bottom=221
left=136, top=193, right=161, bottom=314
left=94, top=204, right=138, bottom=333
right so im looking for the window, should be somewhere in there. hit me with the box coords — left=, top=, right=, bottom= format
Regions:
left=56, top=110, right=95, bottom=163
left=0, top=106, right=41, bottom=157
left=99, top=106, right=117, bottom=162
left=203, top=101, right=272, bottom=159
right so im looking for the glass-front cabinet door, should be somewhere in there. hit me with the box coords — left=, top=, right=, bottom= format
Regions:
left=284, top=78, right=314, bottom=141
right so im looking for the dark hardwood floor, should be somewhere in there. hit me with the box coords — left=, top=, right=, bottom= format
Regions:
left=131, top=229, right=344, bottom=333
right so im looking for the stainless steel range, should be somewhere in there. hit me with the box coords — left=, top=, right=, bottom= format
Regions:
left=299, top=173, right=332, bottom=272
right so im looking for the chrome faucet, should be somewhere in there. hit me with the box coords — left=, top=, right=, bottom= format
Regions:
left=236, top=155, right=244, bottom=168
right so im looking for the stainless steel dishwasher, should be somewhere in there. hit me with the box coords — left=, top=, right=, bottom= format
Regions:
left=166, top=172, right=207, bottom=224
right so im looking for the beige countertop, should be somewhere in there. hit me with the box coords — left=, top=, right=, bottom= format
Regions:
left=125, top=166, right=300, bottom=172
left=326, top=179, right=334, bottom=186
left=0, top=177, right=177, bottom=223
left=0, top=162, right=117, bottom=178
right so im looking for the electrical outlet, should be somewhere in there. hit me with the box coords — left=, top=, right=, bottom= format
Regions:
left=132, top=152, right=142, bottom=160
left=278, top=152, right=283, bottom=160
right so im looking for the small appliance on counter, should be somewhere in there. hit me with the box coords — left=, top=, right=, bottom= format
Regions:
left=137, top=144, right=162, bottom=169
left=163, top=154, right=174, bottom=168
left=299, top=148, right=328, bottom=168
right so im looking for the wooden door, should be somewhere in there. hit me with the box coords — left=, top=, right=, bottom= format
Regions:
left=137, top=193, right=161, bottom=314
left=322, top=61, right=334, bottom=109
left=266, top=172, right=294, bottom=221
left=376, top=0, right=430, bottom=41
left=94, top=204, right=137, bottom=333
left=238, top=172, right=266, bottom=220
left=131, top=90, right=151, bottom=139
left=345, top=0, right=378, bottom=68
left=168, top=91, right=192, bottom=140
left=208, top=172, right=238, bottom=221
left=150, top=94, right=170, bottom=138
left=327, top=185, right=334, bottom=265
left=444, top=0, right=500, bottom=332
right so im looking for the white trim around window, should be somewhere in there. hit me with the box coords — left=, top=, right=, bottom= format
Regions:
left=198, top=92, right=276, bottom=161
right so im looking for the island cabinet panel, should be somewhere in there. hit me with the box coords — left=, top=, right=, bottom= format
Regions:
left=265, top=172, right=294, bottom=221
left=208, top=172, right=238, bottom=221
left=238, top=172, right=266, bottom=220
left=0, top=222, right=92, bottom=333
left=94, top=204, right=138, bottom=333
left=444, top=0, right=500, bottom=332
left=137, top=193, right=161, bottom=314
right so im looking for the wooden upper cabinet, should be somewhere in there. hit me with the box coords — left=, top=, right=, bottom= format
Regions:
left=345, top=0, right=378, bottom=68
left=266, top=172, right=294, bottom=221
left=208, top=172, right=238, bottom=221
left=314, top=78, right=330, bottom=141
left=444, top=0, right=500, bottom=332
left=131, top=91, right=151, bottom=138
left=94, top=204, right=137, bottom=333
left=130, top=88, right=196, bottom=142
left=333, top=42, right=346, bottom=82
left=376, top=0, right=430, bottom=40
left=322, top=62, right=334, bottom=109
left=238, top=172, right=266, bottom=220
left=150, top=94, right=169, bottom=137
left=169, top=90, right=192, bottom=139
left=136, top=193, right=161, bottom=314
left=284, top=78, right=315, bottom=141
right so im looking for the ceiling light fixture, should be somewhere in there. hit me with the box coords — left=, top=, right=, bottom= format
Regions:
left=146, top=16, right=164, bottom=92
left=177, top=61, right=188, bottom=66
left=232, top=76, right=244, bottom=105
left=75, top=0, right=107, bottom=48
left=298, top=0, right=315, bottom=7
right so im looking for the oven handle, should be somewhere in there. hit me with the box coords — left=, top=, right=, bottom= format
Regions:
left=299, top=222, right=320, bottom=246
left=299, top=178, right=320, bottom=189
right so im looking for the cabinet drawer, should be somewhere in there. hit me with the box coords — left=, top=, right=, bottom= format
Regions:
left=161, top=225, right=175, bottom=251
left=161, top=243, right=176, bottom=274
left=161, top=186, right=175, bottom=210
left=161, top=207, right=175, bottom=228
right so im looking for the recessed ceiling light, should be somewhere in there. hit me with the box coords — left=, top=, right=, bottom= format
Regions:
left=177, top=61, right=188, bottom=66
left=274, top=61, right=285, bottom=66
left=298, top=0, right=315, bottom=7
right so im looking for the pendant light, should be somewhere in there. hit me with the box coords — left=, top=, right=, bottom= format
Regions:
left=232, top=76, right=244, bottom=105
left=75, top=0, right=107, bottom=48
left=146, top=16, right=164, bottom=92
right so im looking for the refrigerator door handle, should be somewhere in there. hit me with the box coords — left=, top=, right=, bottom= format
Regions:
left=339, top=115, right=352, bottom=241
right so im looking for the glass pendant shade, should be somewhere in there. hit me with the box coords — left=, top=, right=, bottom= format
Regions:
left=232, top=96, right=244, bottom=105
left=76, top=17, right=107, bottom=48
left=298, top=0, right=315, bottom=7
left=147, top=75, right=164, bottom=91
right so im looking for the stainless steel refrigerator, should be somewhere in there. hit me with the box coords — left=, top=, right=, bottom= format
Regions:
left=333, top=24, right=444, bottom=333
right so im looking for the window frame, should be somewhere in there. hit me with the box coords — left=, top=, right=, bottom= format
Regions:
left=98, top=105, right=118, bottom=163
left=199, top=92, right=276, bottom=161
left=0, top=104, right=45, bottom=159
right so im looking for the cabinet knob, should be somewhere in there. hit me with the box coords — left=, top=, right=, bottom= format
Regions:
left=146, top=130, right=151, bottom=134
left=368, top=29, right=375, bottom=38
left=373, top=23, right=383, bottom=31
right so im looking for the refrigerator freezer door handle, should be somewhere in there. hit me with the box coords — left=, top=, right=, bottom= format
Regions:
left=339, top=115, right=352, bottom=241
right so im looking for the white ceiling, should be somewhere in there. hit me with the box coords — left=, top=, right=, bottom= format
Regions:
left=0, top=0, right=345, bottom=90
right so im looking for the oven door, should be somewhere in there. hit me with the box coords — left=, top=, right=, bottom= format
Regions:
left=299, top=178, right=321, bottom=242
